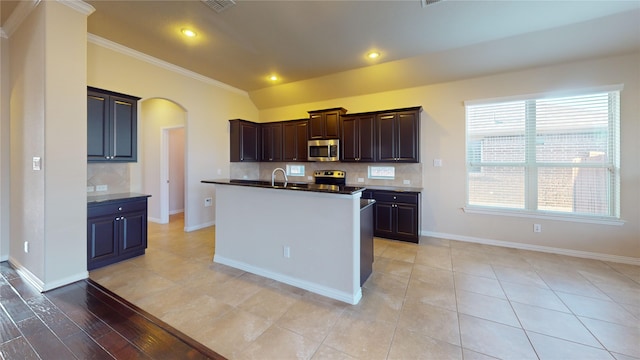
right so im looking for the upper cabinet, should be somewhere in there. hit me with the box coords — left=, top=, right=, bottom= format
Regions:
left=230, top=119, right=261, bottom=162
left=340, top=114, right=375, bottom=162
left=377, top=107, right=422, bottom=163
left=261, top=122, right=283, bottom=162
left=87, top=87, right=140, bottom=162
left=283, top=120, right=308, bottom=162
left=308, top=108, right=346, bottom=140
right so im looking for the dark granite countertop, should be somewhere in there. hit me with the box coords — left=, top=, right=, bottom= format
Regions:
left=354, top=184, right=422, bottom=193
left=360, top=199, right=376, bottom=210
left=87, top=192, right=151, bottom=206
left=201, top=179, right=366, bottom=195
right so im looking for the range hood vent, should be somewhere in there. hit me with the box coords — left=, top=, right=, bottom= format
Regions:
left=202, top=0, right=236, bottom=13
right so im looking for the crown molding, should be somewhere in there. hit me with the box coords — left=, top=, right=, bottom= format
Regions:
left=87, top=33, right=248, bottom=97
left=1, top=0, right=94, bottom=39
left=2, top=0, right=40, bottom=38
left=56, top=0, right=96, bottom=16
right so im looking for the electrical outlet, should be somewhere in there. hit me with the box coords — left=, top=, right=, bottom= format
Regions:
left=403, top=179, right=411, bottom=185
left=533, top=224, right=542, bottom=233
left=96, top=185, right=108, bottom=191
left=204, top=197, right=213, bottom=207
left=357, top=178, right=364, bottom=183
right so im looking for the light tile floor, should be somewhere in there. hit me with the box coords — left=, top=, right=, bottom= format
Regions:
left=90, top=214, right=640, bottom=359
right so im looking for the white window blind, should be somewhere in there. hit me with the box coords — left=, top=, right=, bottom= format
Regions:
left=465, top=88, right=620, bottom=218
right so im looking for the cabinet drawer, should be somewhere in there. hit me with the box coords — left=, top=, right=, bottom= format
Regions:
left=88, top=199, right=147, bottom=218
left=372, top=191, right=418, bottom=204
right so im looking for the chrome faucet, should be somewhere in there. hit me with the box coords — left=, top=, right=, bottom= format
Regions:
left=271, top=168, right=288, bottom=186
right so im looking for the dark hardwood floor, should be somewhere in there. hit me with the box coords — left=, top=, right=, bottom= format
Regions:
left=0, top=261, right=225, bottom=360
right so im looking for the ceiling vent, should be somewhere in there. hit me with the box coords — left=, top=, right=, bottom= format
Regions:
left=420, top=0, right=444, bottom=8
left=201, top=0, right=236, bottom=13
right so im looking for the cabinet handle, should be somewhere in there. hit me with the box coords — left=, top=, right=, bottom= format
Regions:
left=118, top=207, right=123, bottom=211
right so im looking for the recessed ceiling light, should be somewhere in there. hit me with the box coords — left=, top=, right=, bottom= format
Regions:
left=181, top=28, right=197, bottom=37
left=269, top=75, right=278, bottom=81
left=367, top=51, right=380, bottom=59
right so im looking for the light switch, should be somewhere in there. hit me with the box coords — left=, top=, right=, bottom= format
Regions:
left=433, top=159, right=443, bottom=167
left=32, top=157, right=41, bottom=171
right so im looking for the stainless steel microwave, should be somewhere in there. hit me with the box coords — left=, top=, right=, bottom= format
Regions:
left=308, top=139, right=339, bottom=162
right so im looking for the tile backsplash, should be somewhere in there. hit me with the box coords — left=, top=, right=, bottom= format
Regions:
left=231, top=162, right=423, bottom=188
left=87, top=163, right=130, bottom=194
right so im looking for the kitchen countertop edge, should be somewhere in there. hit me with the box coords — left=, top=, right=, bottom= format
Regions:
left=202, top=179, right=366, bottom=195
left=87, top=192, right=151, bottom=206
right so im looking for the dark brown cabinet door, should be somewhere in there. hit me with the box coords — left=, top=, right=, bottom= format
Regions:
left=119, top=210, right=147, bottom=256
left=341, top=114, right=375, bottom=162
left=87, top=198, right=148, bottom=270
left=87, top=91, right=110, bottom=160
left=230, top=119, right=260, bottom=162
left=396, top=111, right=420, bottom=162
left=87, top=87, right=139, bottom=162
left=396, top=203, right=419, bottom=239
left=261, top=122, right=283, bottom=162
left=373, top=202, right=395, bottom=238
left=308, top=108, right=346, bottom=139
left=376, top=108, right=420, bottom=163
left=371, top=190, right=420, bottom=243
left=283, top=120, right=308, bottom=161
left=111, top=96, right=137, bottom=161
left=324, top=112, right=340, bottom=139
left=308, top=113, right=324, bottom=140
left=87, top=215, right=119, bottom=268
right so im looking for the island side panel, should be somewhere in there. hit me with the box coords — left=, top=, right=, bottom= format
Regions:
left=214, top=184, right=361, bottom=304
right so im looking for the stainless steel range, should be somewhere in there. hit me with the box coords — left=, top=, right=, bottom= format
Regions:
left=314, top=170, right=346, bottom=186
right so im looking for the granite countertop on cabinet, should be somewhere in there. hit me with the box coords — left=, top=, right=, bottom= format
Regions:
left=87, top=192, right=151, bottom=206
left=201, top=179, right=366, bottom=195
left=354, top=185, right=423, bottom=193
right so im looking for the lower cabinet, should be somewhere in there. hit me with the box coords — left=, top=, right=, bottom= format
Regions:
left=363, top=190, right=420, bottom=243
left=87, top=197, right=148, bottom=270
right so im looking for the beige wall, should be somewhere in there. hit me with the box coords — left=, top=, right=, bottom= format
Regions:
left=8, top=1, right=89, bottom=289
left=0, top=35, right=9, bottom=261
left=259, top=53, right=640, bottom=261
left=140, top=98, right=185, bottom=222
left=9, top=1, right=46, bottom=280
left=87, top=40, right=259, bottom=230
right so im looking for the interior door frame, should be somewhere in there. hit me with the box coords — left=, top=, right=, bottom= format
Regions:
left=160, top=125, right=185, bottom=224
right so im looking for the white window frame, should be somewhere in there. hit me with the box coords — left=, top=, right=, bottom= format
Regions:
left=463, top=85, right=623, bottom=225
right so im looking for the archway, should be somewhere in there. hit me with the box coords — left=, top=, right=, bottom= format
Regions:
left=140, top=98, right=187, bottom=225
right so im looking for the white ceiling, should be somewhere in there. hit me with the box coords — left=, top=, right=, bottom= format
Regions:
left=2, top=0, right=640, bottom=109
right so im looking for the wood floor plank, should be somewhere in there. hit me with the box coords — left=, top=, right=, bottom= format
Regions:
left=0, top=336, right=39, bottom=360
left=1, top=261, right=225, bottom=360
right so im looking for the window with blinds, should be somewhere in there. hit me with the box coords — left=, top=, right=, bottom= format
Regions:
left=465, top=87, right=621, bottom=219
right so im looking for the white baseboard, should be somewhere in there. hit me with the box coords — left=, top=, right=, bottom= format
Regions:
left=148, top=217, right=165, bottom=224
left=9, top=257, right=89, bottom=292
left=184, top=221, right=215, bottom=232
left=214, top=255, right=362, bottom=305
left=169, top=209, right=184, bottom=215
left=421, top=230, right=640, bottom=266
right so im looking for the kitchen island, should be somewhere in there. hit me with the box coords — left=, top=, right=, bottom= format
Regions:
left=201, top=179, right=368, bottom=304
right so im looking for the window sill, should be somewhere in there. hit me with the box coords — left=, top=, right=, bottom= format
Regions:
left=463, top=206, right=625, bottom=226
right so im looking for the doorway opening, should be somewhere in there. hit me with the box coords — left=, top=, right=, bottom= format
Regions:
left=141, top=98, right=186, bottom=225
left=161, top=126, right=185, bottom=223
